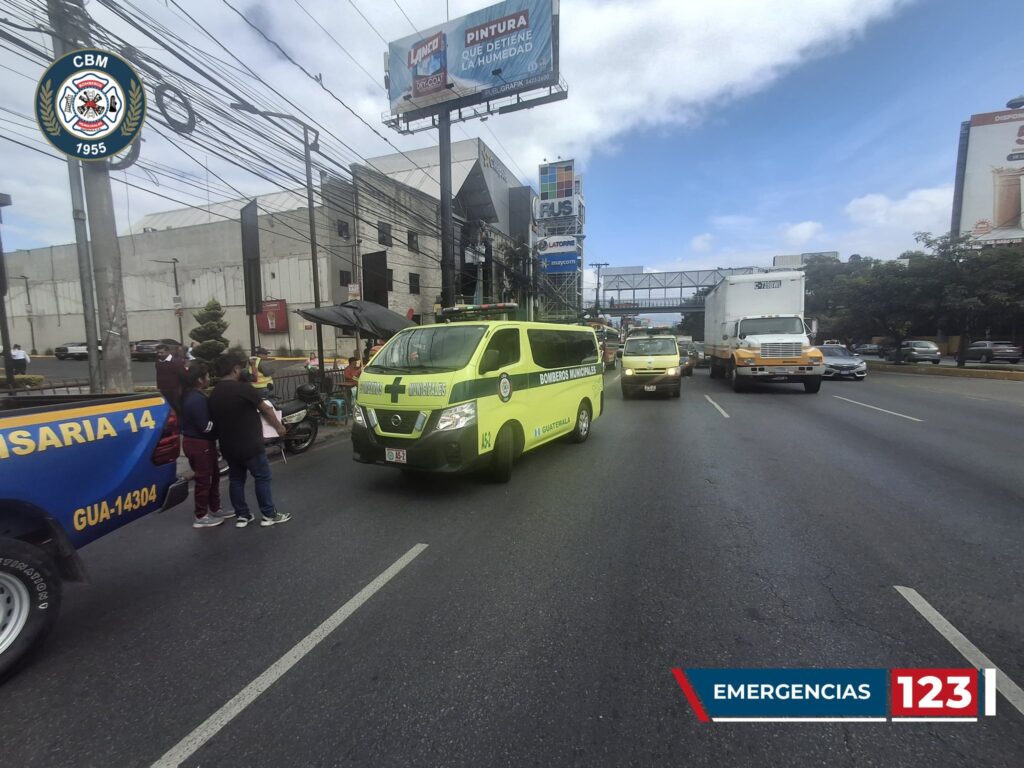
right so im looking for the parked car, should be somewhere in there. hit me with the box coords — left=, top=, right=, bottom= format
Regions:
left=820, top=345, right=867, bottom=380
left=853, top=343, right=882, bottom=356
left=964, top=340, right=1021, bottom=364
left=131, top=338, right=182, bottom=361
left=886, top=340, right=941, bottom=364
left=55, top=342, right=101, bottom=361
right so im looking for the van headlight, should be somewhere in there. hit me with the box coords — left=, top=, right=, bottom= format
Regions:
left=436, top=401, right=477, bottom=431
left=666, top=367, right=679, bottom=376
left=352, top=405, right=366, bottom=427
left=624, top=368, right=635, bottom=376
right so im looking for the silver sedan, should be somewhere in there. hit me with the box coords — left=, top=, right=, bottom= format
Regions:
left=820, top=345, right=868, bottom=380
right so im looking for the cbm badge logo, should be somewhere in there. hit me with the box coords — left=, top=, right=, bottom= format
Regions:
left=35, top=49, right=145, bottom=160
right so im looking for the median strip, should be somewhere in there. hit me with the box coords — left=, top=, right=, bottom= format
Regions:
left=832, top=395, right=922, bottom=422
left=152, top=543, right=429, bottom=768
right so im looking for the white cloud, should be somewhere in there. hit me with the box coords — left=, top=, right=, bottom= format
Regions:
left=783, top=220, right=824, bottom=245
left=690, top=232, right=714, bottom=252
left=844, top=185, right=953, bottom=230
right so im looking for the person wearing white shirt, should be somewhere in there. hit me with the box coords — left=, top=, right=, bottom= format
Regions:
left=10, top=344, right=29, bottom=375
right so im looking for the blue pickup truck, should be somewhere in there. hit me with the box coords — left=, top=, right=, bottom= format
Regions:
left=0, top=393, right=187, bottom=679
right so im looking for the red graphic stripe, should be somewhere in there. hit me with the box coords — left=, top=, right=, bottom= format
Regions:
left=672, top=668, right=710, bottom=722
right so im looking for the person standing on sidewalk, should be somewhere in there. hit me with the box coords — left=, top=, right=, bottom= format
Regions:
left=209, top=352, right=290, bottom=528
left=10, top=344, right=29, bottom=375
left=180, top=363, right=232, bottom=528
left=155, top=343, right=187, bottom=413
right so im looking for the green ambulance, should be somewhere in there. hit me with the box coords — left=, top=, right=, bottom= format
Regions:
left=352, top=312, right=604, bottom=482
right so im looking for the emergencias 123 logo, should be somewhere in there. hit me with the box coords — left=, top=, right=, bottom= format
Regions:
left=35, top=49, right=145, bottom=160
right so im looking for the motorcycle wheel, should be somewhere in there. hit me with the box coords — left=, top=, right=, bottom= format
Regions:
left=286, top=418, right=319, bottom=454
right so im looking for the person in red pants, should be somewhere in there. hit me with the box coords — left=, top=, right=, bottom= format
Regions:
left=180, top=363, right=231, bottom=528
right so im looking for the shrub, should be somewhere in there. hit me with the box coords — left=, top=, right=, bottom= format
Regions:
left=44, top=348, right=54, bottom=356
left=12, top=374, right=45, bottom=388
left=276, top=345, right=290, bottom=357
left=189, top=299, right=229, bottom=366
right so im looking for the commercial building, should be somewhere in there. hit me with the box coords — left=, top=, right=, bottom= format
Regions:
left=3, top=138, right=530, bottom=354
left=536, top=159, right=585, bottom=320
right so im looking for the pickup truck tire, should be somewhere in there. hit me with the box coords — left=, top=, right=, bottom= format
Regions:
left=803, top=376, right=822, bottom=393
left=0, top=538, right=61, bottom=681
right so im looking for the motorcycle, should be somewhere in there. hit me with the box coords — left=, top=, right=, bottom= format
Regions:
left=265, top=383, right=321, bottom=454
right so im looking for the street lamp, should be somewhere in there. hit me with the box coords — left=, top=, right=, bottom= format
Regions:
left=151, top=258, right=183, bottom=344
left=1007, top=95, right=1024, bottom=109
left=230, top=102, right=325, bottom=381
left=11, top=275, right=36, bottom=354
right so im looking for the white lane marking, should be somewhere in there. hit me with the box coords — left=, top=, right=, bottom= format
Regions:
left=704, top=394, right=730, bottom=419
left=894, top=586, right=1024, bottom=717
left=153, top=544, right=429, bottom=768
left=833, top=395, right=923, bottom=422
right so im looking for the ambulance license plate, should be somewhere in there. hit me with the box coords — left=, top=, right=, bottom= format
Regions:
left=644, top=385, right=657, bottom=392
left=385, top=448, right=407, bottom=464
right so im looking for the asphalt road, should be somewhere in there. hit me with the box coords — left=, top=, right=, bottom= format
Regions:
left=2, top=369, right=1022, bottom=767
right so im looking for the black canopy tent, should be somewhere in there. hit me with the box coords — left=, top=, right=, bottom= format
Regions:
left=295, top=300, right=415, bottom=339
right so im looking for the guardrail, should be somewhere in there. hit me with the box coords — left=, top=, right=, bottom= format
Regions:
left=1, top=379, right=91, bottom=397
left=272, top=370, right=352, bottom=401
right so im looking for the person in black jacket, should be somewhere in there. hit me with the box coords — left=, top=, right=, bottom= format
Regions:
left=155, top=343, right=187, bottom=413
left=180, top=363, right=232, bottom=528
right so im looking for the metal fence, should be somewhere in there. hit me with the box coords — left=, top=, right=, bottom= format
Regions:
left=1, top=379, right=90, bottom=397
left=271, top=370, right=351, bottom=402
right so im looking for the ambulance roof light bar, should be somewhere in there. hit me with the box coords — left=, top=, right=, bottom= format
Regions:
left=440, top=302, right=519, bottom=321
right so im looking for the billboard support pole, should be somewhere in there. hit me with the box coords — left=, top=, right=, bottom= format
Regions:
left=439, top=108, right=455, bottom=307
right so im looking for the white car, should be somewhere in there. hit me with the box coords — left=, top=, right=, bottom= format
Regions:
left=820, top=345, right=867, bottom=380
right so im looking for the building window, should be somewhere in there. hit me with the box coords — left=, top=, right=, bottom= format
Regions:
left=377, top=221, right=392, bottom=246
left=408, top=230, right=419, bottom=252
left=386, top=269, right=394, bottom=292
left=336, top=220, right=350, bottom=239
left=339, top=269, right=351, bottom=287
left=409, top=272, right=420, bottom=295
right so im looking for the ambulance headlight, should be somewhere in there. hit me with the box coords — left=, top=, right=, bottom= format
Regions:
left=436, top=401, right=477, bottom=431
left=624, top=368, right=635, bottom=376
left=666, top=366, right=679, bottom=376
left=352, top=406, right=366, bottom=427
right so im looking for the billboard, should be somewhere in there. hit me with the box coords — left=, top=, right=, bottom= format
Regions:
left=541, top=253, right=579, bottom=273
left=538, top=235, right=579, bottom=274
left=957, top=109, right=1024, bottom=243
left=387, top=0, right=556, bottom=116
left=539, top=159, right=574, bottom=200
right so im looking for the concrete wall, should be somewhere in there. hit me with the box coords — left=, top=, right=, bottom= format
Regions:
left=3, top=204, right=335, bottom=354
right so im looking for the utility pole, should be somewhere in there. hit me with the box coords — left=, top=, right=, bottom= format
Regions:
left=46, top=0, right=101, bottom=393
left=152, top=258, right=183, bottom=343
left=0, top=194, right=15, bottom=389
left=302, top=124, right=325, bottom=382
left=12, top=276, right=36, bottom=353
left=48, top=0, right=133, bottom=393
left=438, top=109, right=455, bottom=308
left=591, top=262, right=609, bottom=315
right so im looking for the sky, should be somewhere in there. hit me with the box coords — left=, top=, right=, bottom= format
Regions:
left=1, top=0, right=1023, bottom=286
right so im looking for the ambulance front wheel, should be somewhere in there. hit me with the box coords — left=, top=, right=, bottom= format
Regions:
left=489, top=426, right=515, bottom=483
left=0, top=538, right=62, bottom=682
left=570, top=401, right=592, bottom=444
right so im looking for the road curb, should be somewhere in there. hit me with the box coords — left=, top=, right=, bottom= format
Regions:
left=866, top=361, right=1024, bottom=382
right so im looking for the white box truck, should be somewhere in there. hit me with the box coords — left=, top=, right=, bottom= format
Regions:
left=704, top=271, right=825, bottom=393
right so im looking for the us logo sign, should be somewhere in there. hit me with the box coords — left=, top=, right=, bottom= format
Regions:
left=35, top=49, right=145, bottom=160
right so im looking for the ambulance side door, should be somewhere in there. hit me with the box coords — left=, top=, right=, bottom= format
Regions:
left=475, top=327, right=529, bottom=456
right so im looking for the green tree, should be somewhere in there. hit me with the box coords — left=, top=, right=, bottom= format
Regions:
left=832, top=261, right=927, bottom=362
left=189, top=299, right=229, bottom=366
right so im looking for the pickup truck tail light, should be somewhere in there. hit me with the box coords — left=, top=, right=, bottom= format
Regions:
left=152, top=407, right=181, bottom=465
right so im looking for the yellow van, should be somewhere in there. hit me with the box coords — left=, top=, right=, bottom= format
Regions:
left=620, top=332, right=683, bottom=398
left=352, top=319, right=604, bottom=482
